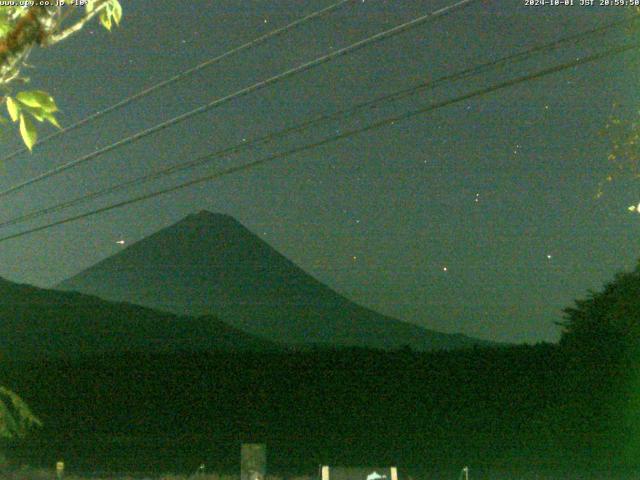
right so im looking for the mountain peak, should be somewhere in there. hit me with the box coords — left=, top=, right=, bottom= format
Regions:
left=184, top=210, right=234, bottom=223
left=57, top=215, right=492, bottom=351
left=173, top=211, right=246, bottom=235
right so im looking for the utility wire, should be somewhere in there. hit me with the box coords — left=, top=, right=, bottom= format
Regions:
left=0, top=0, right=354, bottom=163
left=0, top=40, right=636, bottom=244
left=0, top=0, right=480, bottom=200
left=0, top=16, right=633, bottom=230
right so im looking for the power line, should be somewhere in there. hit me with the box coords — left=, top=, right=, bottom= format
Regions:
left=0, top=40, right=636, bottom=244
left=0, top=0, right=354, bottom=163
left=0, top=15, right=632, bottom=230
left=0, top=0, right=480, bottom=200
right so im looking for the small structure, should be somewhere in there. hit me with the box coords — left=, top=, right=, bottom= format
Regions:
left=55, top=460, right=65, bottom=480
left=241, top=443, right=267, bottom=480
left=320, top=466, right=399, bottom=480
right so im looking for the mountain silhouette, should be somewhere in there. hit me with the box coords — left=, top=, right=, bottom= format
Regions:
left=57, top=211, right=489, bottom=351
left=0, top=276, right=275, bottom=359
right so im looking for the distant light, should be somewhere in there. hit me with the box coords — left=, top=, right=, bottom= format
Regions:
left=116, top=240, right=125, bottom=245
left=352, top=255, right=358, bottom=261
left=547, top=254, right=552, bottom=259
left=629, top=202, right=640, bottom=212
left=443, top=266, right=448, bottom=272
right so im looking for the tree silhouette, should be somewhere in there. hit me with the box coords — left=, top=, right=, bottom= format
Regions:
left=558, top=261, right=640, bottom=463
left=559, top=262, right=640, bottom=362
left=0, top=0, right=122, bottom=454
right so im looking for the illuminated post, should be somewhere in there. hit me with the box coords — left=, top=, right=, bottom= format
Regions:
left=390, top=467, right=398, bottom=480
left=462, top=466, right=469, bottom=480
left=55, top=460, right=65, bottom=480
left=321, top=465, right=330, bottom=480
left=241, top=443, right=266, bottom=480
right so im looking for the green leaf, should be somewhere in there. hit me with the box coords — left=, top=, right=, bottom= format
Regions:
left=100, top=9, right=112, bottom=30
left=44, top=111, right=61, bottom=129
left=16, top=90, right=57, bottom=112
left=19, top=113, right=36, bottom=151
left=111, top=0, right=122, bottom=25
left=24, top=106, right=45, bottom=122
left=6, top=97, right=19, bottom=122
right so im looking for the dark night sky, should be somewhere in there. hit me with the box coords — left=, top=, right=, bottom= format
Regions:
left=0, top=0, right=637, bottom=343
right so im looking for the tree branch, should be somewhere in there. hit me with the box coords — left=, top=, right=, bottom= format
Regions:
left=0, top=1, right=110, bottom=87
left=46, top=0, right=110, bottom=45
left=0, top=6, right=50, bottom=86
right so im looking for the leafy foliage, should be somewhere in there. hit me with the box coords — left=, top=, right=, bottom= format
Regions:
left=597, top=107, right=640, bottom=200
left=0, top=1, right=122, bottom=444
left=557, top=262, right=640, bottom=463
left=0, top=386, right=41, bottom=440
left=5, top=90, right=59, bottom=150
left=2, top=345, right=571, bottom=472
left=89, top=0, right=123, bottom=31
left=0, top=1, right=122, bottom=150
left=559, top=262, right=640, bottom=359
